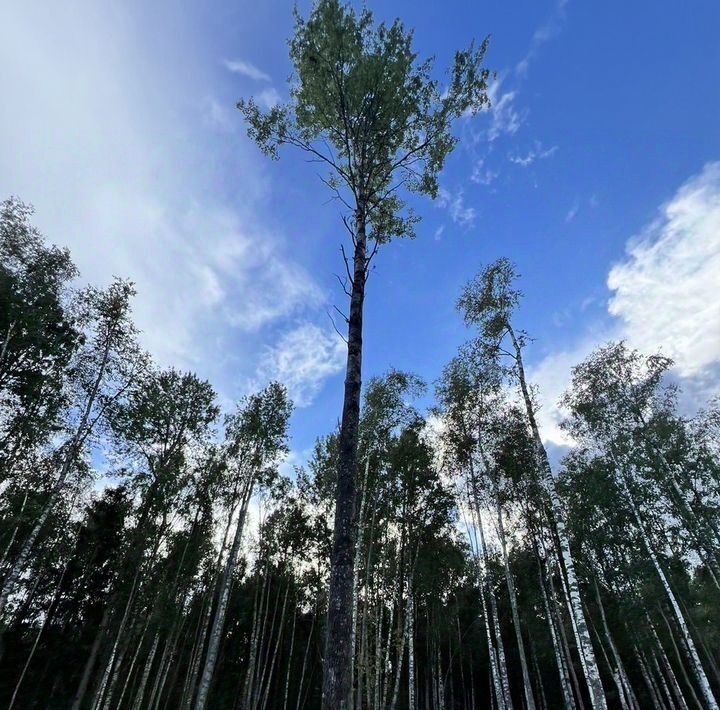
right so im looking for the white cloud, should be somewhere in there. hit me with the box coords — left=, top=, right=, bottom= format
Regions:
left=434, top=225, right=445, bottom=241
left=0, top=1, right=325, bottom=400
left=565, top=203, right=579, bottom=222
left=487, top=89, right=523, bottom=142
left=528, top=162, right=720, bottom=446
left=223, top=59, right=281, bottom=112
left=256, top=87, right=282, bottom=110
left=527, top=337, right=603, bottom=448
left=509, top=141, right=558, bottom=167
left=252, top=324, right=346, bottom=408
left=202, top=96, right=234, bottom=132
left=223, top=58, right=271, bottom=82
left=516, top=0, right=569, bottom=77
left=437, top=188, right=477, bottom=227
left=471, top=159, right=499, bottom=186
left=608, top=162, right=720, bottom=377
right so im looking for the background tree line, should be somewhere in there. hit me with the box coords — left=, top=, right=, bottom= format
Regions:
left=1, top=196, right=718, bottom=709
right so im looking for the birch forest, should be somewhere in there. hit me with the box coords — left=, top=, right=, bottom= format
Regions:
left=2, top=1, right=719, bottom=709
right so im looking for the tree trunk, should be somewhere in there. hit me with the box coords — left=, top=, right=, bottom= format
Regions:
left=509, top=326, right=606, bottom=710
left=194, top=483, right=252, bottom=710
left=322, top=208, right=368, bottom=710
left=594, top=580, right=639, bottom=710
left=72, top=606, right=110, bottom=710
left=534, top=534, right=575, bottom=710
left=282, top=602, right=297, bottom=710
left=351, top=455, right=371, bottom=702
left=8, top=549, right=72, bottom=709
left=658, top=605, right=704, bottom=710
left=614, top=457, right=718, bottom=710
left=408, top=592, right=416, bottom=710
left=0, top=325, right=115, bottom=619
left=495, top=492, right=535, bottom=710
left=133, top=631, right=161, bottom=709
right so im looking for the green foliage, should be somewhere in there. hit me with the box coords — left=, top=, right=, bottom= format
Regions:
left=238, top=0, right=491, bottom=242
left=0, top=198, right=80, bottom=463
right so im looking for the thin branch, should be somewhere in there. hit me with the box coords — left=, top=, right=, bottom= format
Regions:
left=334, top=274, right=352, bottom=298
left=340, top=244, right=354, bottom=283
left=326, top=308, right=349, bottom=345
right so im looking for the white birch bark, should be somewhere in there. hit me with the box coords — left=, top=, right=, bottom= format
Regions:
left=615, top=459, right=718, bottom=710
left=510, top=327, right=606, bottom=710
left=408, top=592, right=416, bottom=710
left=194, top=482, right=252, bottom=710
left=495, top=493, right=535, bottom=710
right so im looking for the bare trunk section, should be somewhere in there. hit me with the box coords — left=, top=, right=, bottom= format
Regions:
left=494, top=489, right=535, bottom=710
left=194, top=482, right=252, bottom=710
left=133, top=631, right=160, bottom=709
left=594, top=580, right=639, bottom=710
left=509, top=327, right=606, bottom=710
left=323, top=209, right=368, bottom=710
left=72, top=607, right=110, bottom=710
left=614, top=459, right=718, bottom=710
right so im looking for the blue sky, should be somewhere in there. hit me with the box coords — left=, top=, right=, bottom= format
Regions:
left=1, top=0, right=719, bottom=461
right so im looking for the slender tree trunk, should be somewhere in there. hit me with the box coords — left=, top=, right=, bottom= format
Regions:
left=254, top=580, right=282, bottom=709
left=72, top=607, right=110, bottom=710
left=323, top=207, right=368, bottom=710
left=93, top=566, right=143, bottom=710
left=0, top=490, right=28, bottom=569
left=635, top=645, right=666, bottom=709
left=260, top=583, right=290, bottom=710
left=408, top=592, right=416, bottom=710
left=244, top=563, right=269, bottom=709
left=534, top=534, right=575, bottom=710
left=351, top=455, right=370, bottom=705
left=283, top=601, right=297, bottom=710
left=133, top=631, right=160, bottom=709
left=373, top=597, right=384, bottom=710
left=509, top=327, right=607, bottom=710
left=658, top=605, right=704, bottom=710
left=470, top=509, right=506, bottom=710
left=494, top=492, right=535, bottom=710
left=594, top=580, right=639, bottom=710
left=0, top=327, right=115, bottom=619
left=614, top=458, right=718, bottom=710
left=195, top=483, right=252, bottom=710
left=540, top=531, right=584, bottom=710
left=116, top=621, right=150, bottom=709
left=389, top=589, right=411, bottom=710
left=8, top=549, right=72, bottom=709
left=182, top=504, right=237, bottom=710
left=295, top=595, right=317, bottom=710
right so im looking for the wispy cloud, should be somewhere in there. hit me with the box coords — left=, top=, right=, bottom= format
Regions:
left=509, top=141, right=558, bottom=167
left=252, top=323, right=346, bottom=407
left=223, top=58, right=271, bottom=82
left=565, top=203, right=579, bottom=222
left=0, top=1, right=326, bottom=405
left=471, top=159, right=499, bottom=186
left=202, top=96, right=234, bottom=132
left=516, top=0, right=570, bottom=77
left=437, top=187, right=477, bottom=227
left=223, top=60, right=281, bottom=109
left=487, top=84, right=524, bottom=142
left=256, top=87, right=282, bottom=110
